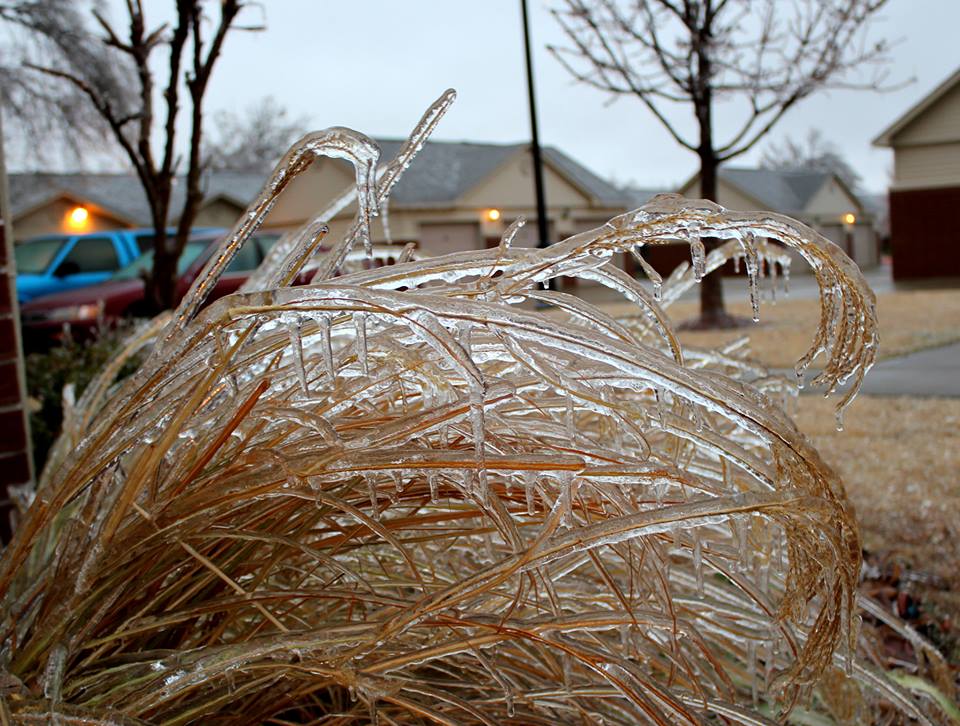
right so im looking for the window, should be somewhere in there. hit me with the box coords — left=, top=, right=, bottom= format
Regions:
left=224, top=240, right=262, bottom=273
left=111, top=241, right=209, bottom=281
left=56, top=237, right=119, bottom=275
left=14, top=237, right=67, bottom=274
left=134, top=234, right=156, bottom=253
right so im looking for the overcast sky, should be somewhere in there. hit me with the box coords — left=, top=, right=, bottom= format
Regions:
left=42, top=1, right=960, bottom=193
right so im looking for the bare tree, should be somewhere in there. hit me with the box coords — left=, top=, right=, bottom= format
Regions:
left=0, top=1, right=135, bottom=167
left=2, top=1, right=261, bottom=313
left=761, top=129, right=862, bottom=193
left=204, top=96, right=308, bottom=173
left=550, top=0, right=896, bottom=327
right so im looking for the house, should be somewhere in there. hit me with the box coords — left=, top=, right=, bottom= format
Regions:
left=7, top=141, right=631, bottom=259
left=672, top=167, right=876, bottom=275
left=8, top=173, right=258, bottom=240
left=873, top=66, right=960, bottom=280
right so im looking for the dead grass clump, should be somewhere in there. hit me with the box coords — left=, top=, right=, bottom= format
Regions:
left=0, top=92, right=953, bottom=724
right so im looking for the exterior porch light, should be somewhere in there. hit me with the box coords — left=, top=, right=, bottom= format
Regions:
left=842, top=212, right=856, bottom=226
left=486, top=208, right=501, bottom=222
left=67, top=206, right=90, bottom=230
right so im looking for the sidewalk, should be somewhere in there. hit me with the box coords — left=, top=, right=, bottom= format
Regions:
left=789, top=342, right=960, bottom=398
left=852, top=342, right=960, bottom=398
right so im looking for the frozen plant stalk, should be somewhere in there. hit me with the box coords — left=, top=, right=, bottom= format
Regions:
left=0, top=91, right=951, bottom=726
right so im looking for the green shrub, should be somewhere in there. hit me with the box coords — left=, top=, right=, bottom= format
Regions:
left=25, top=324, right=144, bottom=473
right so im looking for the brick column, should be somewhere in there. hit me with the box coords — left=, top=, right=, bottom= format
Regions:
left=0, top=112, right=35, bottom=543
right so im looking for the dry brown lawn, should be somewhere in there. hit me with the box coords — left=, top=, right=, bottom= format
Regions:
left=670, top=288, right=960, bottom=370
left=795, top=396, right=960, bottom=628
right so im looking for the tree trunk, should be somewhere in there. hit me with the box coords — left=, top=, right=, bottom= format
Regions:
left=149, top=228, right=177, bottom=313
left=697, top=151, right=728, bottom=325
left=691, top=10, right=738, bottom=330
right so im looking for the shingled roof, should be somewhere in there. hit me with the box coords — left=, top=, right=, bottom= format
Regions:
left=9, top=139, right=629, bottom=226
left=716, top=167, right=833, bottom=215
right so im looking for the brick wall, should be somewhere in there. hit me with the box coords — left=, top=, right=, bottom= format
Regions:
left=0, top=116, right=35, bottom=542
left=889, top=185, right=960, bottom=280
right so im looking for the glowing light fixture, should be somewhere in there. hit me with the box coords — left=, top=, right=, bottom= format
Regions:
left=842, top=213, right=856, bottom=226
left=68, top=206, right=90, bottom=229
left=486, top=208, right=501, bottom=222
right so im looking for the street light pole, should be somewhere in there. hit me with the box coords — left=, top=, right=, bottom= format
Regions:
left=520, top=0, right=549, bottom=252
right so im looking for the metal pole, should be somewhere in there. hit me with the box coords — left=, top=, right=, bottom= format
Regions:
left=520, top=0, right=549, bottom=251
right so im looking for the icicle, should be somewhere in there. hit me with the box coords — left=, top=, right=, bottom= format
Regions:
left=353, top=312, right=369, bottom=375
left=743, top=232, right=761, bottom=322
left=559, top=472, right=574, bottom=528
left=690, top=239, right=706, bottom=282
left=735, top=516, right=750, bottom=572
left=733, top=254, right=741, bottom=274
left=286, top=318, right=309, bottom=396
left=365, top=474, right=379, bottom=520
left=428, top=471, right=439, bottom=501
left=506, top=692, right=515, bottom=717
left=693, top=531, right=703, bottom=595
left=525, top=473, right=536, bottom=515
left=392, top=470, right=404, bottom=493
left=319, top=316, right=334, bottom=382
left=564, top=396, right=575, bottom=441
left=835, top=407, right=845, bottom=432
left=654, top=479, right=665, bottom=507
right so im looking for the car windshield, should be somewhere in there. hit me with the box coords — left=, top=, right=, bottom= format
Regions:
left=111, top=241, right=209, bottom=281
left=14, top=237, right=66, bottom=274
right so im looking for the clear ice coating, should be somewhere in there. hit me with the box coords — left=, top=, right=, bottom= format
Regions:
left=1, top=91, right=941, bottom=726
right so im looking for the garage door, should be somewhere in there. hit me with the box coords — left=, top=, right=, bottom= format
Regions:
left=418, top=223, right=480, bottom=256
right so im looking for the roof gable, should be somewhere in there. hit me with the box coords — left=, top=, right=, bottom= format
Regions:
left=873, top=66, right=960, bottom=147
left=679, top=167, right=834, bottom=214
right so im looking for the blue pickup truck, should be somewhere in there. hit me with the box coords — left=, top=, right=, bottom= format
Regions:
left=15, top=229, right=190, bottom=303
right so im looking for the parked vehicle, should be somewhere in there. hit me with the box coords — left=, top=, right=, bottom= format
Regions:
left=14, top=228, right=180, bottom=303
left=19, top=231, right=278, bottom=347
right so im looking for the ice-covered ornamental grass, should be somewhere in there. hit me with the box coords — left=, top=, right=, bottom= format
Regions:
left=1, top=91, right=954, bottom=724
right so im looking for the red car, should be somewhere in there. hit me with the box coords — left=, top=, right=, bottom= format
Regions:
left=20, top=231, right=279, bottom=348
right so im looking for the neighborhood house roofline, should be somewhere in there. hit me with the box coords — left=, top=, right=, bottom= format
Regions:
left=8, top=139, right=630, bottom=225
left=678, top=167, right=866, bottom=218
left=13, top=190, right=139, bottom=228
left=872, top=65, right=960, bottom=147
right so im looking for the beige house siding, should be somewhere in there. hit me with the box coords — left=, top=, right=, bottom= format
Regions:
left=460, top=155, right=590, bottom=210
left=892, top=142, right=960, bottom=190
left=804, top=178, right=860, bottom=222
left=15, top=198, right=131, bottom=241
left=262, top=159, right=357, bottom=228
left=193, top=198, right=247, bottom=229
left=889, top=81, right=960, bottom=147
